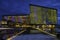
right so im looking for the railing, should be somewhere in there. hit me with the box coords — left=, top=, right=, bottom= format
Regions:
left=0, top=21, right=56, bottom=40
left=5, top=25, right=56, bottom=40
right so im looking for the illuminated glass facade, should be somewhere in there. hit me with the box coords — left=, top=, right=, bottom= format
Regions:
left=3, top=15, right=30, bottom=24
left=30, top=5, right=57, bottom=24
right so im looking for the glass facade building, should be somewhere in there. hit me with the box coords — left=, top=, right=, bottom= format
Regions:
left=30, top=4, right=57, bottom=24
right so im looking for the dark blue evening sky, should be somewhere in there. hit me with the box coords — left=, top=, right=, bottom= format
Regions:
left=0, top=0, right=60, bottom=24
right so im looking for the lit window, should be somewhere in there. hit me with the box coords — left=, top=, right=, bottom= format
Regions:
left=15, top=24, right=20, bottom=27
left=1, top=21, right=7, bottom=24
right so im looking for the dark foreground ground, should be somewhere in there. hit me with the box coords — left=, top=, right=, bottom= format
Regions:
left=12, top=34, right=59, bottom=40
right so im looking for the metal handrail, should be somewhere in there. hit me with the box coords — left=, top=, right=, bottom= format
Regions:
left=7, top=29, right=26, bottom=40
